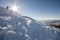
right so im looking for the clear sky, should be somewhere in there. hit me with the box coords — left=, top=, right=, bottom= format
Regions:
left=0, top=0, right=60, bottom=20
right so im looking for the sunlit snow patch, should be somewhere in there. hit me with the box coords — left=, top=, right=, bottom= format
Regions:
left=0, top=24, right=12, bottom=29
left=27, top=19, right=32, bottom=26
left=6, top=31, right=16, bottom=34
left=25, top=34, right=30, bottom=39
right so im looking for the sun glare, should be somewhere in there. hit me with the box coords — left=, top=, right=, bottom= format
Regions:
left=11, top=4, right=18, bottom=12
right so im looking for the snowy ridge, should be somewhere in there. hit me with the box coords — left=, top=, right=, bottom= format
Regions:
left=0, top=7, right=60, bottom=40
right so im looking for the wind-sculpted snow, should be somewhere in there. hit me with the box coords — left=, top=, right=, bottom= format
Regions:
left=0, top=7, right=60, bottom=40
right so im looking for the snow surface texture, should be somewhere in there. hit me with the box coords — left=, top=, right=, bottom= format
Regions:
left=0, top=7, right=60, bottom=40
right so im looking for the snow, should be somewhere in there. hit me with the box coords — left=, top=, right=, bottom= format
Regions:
left=19, top=32, right=23, bottom=35
left=6, top=31, right=16, bottom=35
left=35, top=39, right=38, bottom=40
left=4, top=16, right=11, bottom=20
left=27, top=19, right=32, bottom=26
left=0, top=7, right=60, bottom=40
left=0, top=24, right=12, bottom=29
left=17, top=22, right=21, bottom=26
left=25, top=34, right=30, bottom=39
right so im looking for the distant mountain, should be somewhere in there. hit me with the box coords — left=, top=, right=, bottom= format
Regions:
left=0, top=7, right=60, bottom=40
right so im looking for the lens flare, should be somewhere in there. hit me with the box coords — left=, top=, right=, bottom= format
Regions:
left=11, top=4, right=18, bottom=12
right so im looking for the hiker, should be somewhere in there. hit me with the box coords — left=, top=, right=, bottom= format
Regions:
left=7, top=6, right=9, bottom=9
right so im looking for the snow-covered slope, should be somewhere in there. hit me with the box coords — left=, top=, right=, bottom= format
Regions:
left=0, top=7, right=60, bottom=40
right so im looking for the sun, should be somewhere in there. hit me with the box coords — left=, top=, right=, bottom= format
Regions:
left=11, top=4, right=18, bottom=12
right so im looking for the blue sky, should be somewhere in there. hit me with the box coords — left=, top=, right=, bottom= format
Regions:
left=0, top=0, right=60, bottom=20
